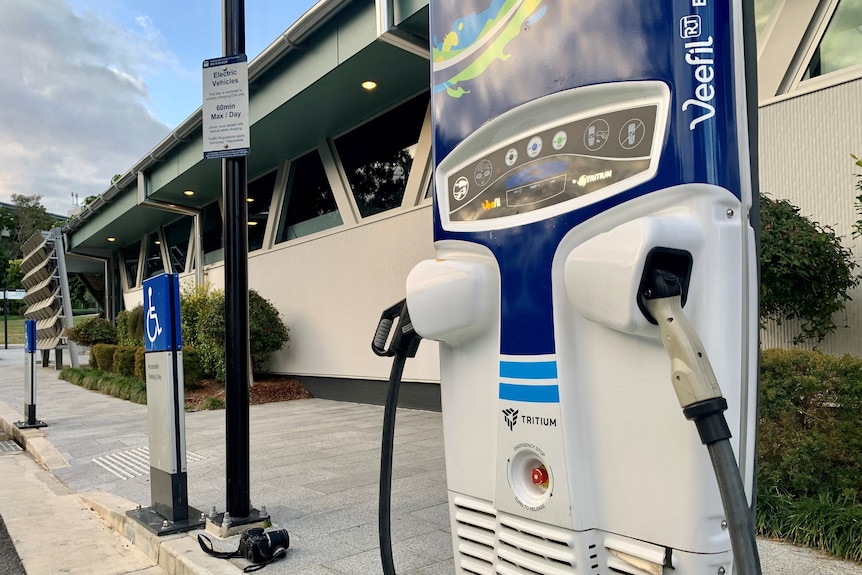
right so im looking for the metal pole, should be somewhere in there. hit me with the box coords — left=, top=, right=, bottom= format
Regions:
left=4, top=288, right=8, bottom=350
left=222, top=0, right=250, bottom=519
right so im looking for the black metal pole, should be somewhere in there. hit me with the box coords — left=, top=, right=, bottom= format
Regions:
left=222, top=0, right=250, bottom=519
left=4, top=289, right=8, bottom=350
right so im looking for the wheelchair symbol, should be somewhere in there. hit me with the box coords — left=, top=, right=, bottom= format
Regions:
left=146, top=287, right=163, bottom=344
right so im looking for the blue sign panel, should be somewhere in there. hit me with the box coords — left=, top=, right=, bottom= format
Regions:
left=24, top=320, right=36, bottom=353
left=142, top=273, right=182, bottom=353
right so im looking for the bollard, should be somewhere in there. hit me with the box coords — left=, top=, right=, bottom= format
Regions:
left=17, top=320, right=46, bottom=429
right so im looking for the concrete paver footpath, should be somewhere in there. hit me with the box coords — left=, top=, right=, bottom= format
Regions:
left=0, top=346, right=860, bottom=575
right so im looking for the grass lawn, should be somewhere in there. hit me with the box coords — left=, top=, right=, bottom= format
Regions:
left=0, top=315, right=24, bottom=345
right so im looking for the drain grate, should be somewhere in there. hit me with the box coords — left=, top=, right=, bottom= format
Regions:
left=93, top=447, right=206, bottom=480
left=0, top=439, right=22, bottom=453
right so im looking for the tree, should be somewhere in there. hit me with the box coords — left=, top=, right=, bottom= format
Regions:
left=760, top=194, right=859, bottom=344
left=4, top=260, right=24, bottom=290
left=9, top=194, right=57, bottom=258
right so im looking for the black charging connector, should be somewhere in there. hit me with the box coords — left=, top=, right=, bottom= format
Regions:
left=372, top=299, right=423, bottom=575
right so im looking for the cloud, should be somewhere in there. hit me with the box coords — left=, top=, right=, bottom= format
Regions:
left=0, top=0, right=173, bottom=216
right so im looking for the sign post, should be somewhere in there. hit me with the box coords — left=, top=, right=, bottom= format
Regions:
left=127, top=273, right=203, bottom=535
left=16, top=319, right=46, bottom=429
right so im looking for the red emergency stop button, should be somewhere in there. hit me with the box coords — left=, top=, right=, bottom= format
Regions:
left=530, top=466, right=549, bottom=486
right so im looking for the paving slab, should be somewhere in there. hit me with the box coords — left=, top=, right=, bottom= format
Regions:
left=0, top=347, right=861, bottom=575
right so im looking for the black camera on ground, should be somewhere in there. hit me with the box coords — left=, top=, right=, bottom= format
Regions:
left=239, top=528, right=290, bottom=564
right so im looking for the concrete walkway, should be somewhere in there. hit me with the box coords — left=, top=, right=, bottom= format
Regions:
left=0, top=346, right=860, bottom=574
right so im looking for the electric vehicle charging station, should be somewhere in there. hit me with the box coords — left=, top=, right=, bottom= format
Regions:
left=401, top=1, right=760, bottom=574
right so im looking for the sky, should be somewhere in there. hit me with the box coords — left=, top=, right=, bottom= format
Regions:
left=0, top=0, right=318, bottom=217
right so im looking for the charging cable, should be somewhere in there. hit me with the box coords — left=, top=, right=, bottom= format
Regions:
left=372, top=300, right=423, bottom=575
left=642, top=269, right=761, bottom=575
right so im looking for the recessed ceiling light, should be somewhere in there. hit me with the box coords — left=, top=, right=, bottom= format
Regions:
left=183, top=190, right=195, bottom=196
left=361, top=80, right=377, bottom=90
left=107, top=237, right=116, bottom=242
left=248, top=221, right=258, bottom=226
left=154, top=240, right=161, bottom=245
left=247, top=197, right=254, bottom=202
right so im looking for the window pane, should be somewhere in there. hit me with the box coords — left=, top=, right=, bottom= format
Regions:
left=276, top=151, right=342, bottom=243
left=201, top=201, right=223, bottom=265
left=755, top=0, right=778, bottom=41
left=164, top=217, right=191, bottom=273
left=122, top=240, right=141, bottom=288
left=144, top=232, right=165, bottom=280
left=804, top=0, right=862, bottom=79
left=335, top=92, right=429, bottom=218
left=248, top=170, right=277, bottom=252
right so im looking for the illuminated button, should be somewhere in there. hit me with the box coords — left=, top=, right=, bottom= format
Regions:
left=531, top=466, right=549, bottom=486
left=505, top=148, right=518, bottom=166
left=527, top=136, right=542, bottom=158
left=552, top=130, right=567, bottom=150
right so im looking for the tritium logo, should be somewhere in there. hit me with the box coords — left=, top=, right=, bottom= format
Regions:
left=502, top=408, right=519, bottom=431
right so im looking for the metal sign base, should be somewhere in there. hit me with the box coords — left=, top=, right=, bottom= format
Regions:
left=205, top=508, right=268, bottom=538
left=126, top=505, right=205, bottom=536
left=14, top=420, right=47, bottom=430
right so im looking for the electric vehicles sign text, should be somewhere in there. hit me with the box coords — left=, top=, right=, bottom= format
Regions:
left=680, top=0, right=716, bottom=131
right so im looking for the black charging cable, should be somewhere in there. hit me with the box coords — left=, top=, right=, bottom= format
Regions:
left=372, top=300, right=422, bottom=575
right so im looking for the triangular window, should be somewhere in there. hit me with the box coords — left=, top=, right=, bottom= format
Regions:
left=803, top=0, right=862, bottom=80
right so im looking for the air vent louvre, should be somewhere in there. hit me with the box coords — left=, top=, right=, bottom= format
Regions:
left=451, top=496, right=581, bottom=574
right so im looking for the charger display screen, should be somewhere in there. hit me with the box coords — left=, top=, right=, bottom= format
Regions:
left=446, top=105, right=657, bottom=224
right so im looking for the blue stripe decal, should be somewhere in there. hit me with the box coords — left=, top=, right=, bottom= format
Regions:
left=499, top=361, right=558, bottom=379
left=499, top=383, right=560, bottom=403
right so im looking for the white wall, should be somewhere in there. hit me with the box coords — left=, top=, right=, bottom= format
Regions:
left=758, top=78, right=862, bottom=355
left=203, top=205, right=440, bottom=381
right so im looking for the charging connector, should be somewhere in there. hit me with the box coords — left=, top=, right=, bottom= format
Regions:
left=642, top=266, right=761, bottom=575
left=372, top=300, right=422, bottom=575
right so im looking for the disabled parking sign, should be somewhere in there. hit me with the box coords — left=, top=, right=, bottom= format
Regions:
left=142, top=273, right=182, bottom=352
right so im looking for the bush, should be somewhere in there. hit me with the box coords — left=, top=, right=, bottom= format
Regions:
left=757, top=348, right=862, bottom=560
left=134, top=347, right=145, bottom=380
left=59, top=368, right=147, bottom=405
left=201, top=397, right=225, bottom=410
left=759, top=195, right=859, bottom=344
left=64, top=317, right=118, bottom=347
left=92, top=343, right=119, bottom=372
left=182, top=347, right=204, bottom=389
left=113, top=346, right=138, bottom=377
left=180, top=284, right=289, bottom=381
left=759, top=348, right=862, bottom=500
left=115, top=307, right=144, bottom=347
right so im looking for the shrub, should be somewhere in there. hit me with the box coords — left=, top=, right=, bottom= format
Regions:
left=92, top=343, right=119, bottom=372
left=758, top=348, right=862, bottom=501
left=64, top=317, right=118, bottom=347
left=113, top=346, right=138, bottom=377
left=182, top=347, right=204, bottom=389
left=59, top=368, right=147, bottom=404
left=757, top=348, right=862, bottom=561
left=196, top=289, right=290, bottom=381
left=134, top=347, right=146, bottom=380
left=127, top=305, right=144, bottom=346
left=180, top=285, right=289, bottom=381
left=759, top=194, right=859, bottom=344
left=115, top=307, right=144, bottom=347
left=201, top=397, right=225, bottom=410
